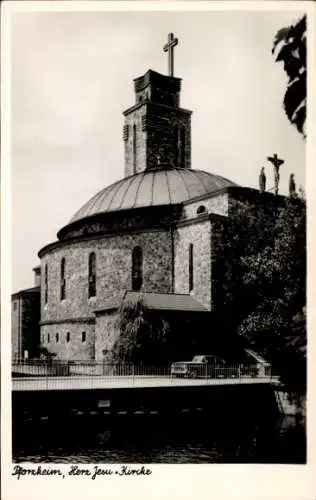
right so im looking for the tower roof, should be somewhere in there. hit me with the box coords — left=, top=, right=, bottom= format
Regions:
left=133, top=69, right=181, bottom=93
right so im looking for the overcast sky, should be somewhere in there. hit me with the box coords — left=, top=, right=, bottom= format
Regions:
left=11, top=8, right=306, bottom=293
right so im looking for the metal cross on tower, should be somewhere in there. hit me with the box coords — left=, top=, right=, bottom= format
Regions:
left=267, top=153, right=284, bottom=195
left=163, top=32, right=178, bottom=77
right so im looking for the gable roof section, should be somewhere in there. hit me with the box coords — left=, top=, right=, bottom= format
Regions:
left=94, top=291, right=208, bottom=314
left=11, top=286, right=40, bottom=299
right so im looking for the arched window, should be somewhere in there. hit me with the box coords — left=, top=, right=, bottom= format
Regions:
left=197, top=205, right=207, bottom=215
left=189, top=243, right=194, bottom=292
left=88, top=252, right=96, bottom=298
left=133, top=124, right=137, bottom=174
left=132, top=246, right=143, bottom=291
left=60, top=258, right=66, bottom=300
left=44, top=264, right=48, bottom=304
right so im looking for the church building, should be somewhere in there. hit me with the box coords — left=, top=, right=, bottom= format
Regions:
left=14, top=34, right=285, bottom=362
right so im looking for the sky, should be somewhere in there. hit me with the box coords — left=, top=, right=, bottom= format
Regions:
left=10, top=8, right=306, bottom=293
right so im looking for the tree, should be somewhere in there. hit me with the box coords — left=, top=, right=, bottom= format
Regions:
left=112, top=294, right=169, bottom=364
left=215, top=194, right=306, bottom=396
left=238, top=197, right=306, bottom=396
left=272, top=14, right=306, bottom=137
left=39, top=346, right=56, bottom=360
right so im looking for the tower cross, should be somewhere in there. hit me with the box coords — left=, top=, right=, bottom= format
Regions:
left=267, top=153, right=284, bottom=195
left=163, top=32, right=178, bottom=77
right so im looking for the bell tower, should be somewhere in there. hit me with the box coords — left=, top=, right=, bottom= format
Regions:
left=122, top=33, right=192, bottom=177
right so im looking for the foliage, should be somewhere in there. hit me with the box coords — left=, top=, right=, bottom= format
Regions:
left=111, top=294, right=218, bottom=365
left=216, top=194, right=306, bottom=395
left=39, top=346, right=56, bottom=360
left=272, top=14, right=306, bottom=137
left=112, top=294, right=169, bottom=364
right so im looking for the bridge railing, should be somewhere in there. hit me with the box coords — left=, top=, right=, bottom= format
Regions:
left=12, top=360, right=272, bottom=380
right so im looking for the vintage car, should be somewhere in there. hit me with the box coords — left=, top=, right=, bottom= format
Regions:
left=171, top=354, right=239, bottom=379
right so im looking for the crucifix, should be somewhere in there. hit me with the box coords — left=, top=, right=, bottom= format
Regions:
left=267, top=153, right=284, bottom=195
left=163, top=32, right=178, bottom=77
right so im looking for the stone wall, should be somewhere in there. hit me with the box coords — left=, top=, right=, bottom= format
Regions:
left=174, top=219, right=212, bottom=310
left=40, top=321, right=95, bottom=360
left=123, top=102, right=191, bottom=176
left=183, top=193, right=229, bottom=220
left=40, top=230, right=173, bottom=346
left=95, top=311, right=119, bottom=360
left=124, top=105, right=147, bottom=177
left=145, top=104, right=191, bottom=170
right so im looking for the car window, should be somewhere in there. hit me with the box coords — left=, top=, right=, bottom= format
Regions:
left=192, top=355, right=204, bottom=363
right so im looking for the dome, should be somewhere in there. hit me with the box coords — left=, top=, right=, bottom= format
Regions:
left=70, top=167, right=237, bottom=224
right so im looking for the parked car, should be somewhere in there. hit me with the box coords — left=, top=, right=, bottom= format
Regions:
left=171, top=355, right=239, bottom=379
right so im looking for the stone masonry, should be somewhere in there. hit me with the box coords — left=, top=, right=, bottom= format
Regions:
left=40, top=229, right=172, bottom=321
left=39, top=229, right=173, bottom=359
left=123, top=70, right=192, bottom=177
left=95, top=311, right=119, bottom=360
left=183, top=192, right=229, bottom=220
left=174, top=218, right=212, bottom=310
left=41, top=322, right=95, bottom=360
left=124, top=102, right=191, bottom=176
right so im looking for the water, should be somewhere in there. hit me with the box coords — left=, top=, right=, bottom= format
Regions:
left=12, top=412, right=306, bottom=464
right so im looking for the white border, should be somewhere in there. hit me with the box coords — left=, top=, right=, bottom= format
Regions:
left=1, top=2, right=315, bottom=500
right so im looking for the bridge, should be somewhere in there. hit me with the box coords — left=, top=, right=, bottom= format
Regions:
left=12, top=374, right=278, bottom=392
left=12, top=361, right=280, bottom=421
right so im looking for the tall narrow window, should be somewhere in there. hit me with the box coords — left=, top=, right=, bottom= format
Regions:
left=60, top=258, right=66, bottom=300
left=180, top=127, right=186, bottom=168
left=88, top=252, right=96, bottom=298
left=56, top=332, right=59, bottom=343
left=132, top=246, right=143, bottom=291
left=47, top=333, right=50, bottom=343
left=66, top=332, right=70, bottom=343
left=133, top=124, right=137, bottom=174
left=82, top=331, right=86, bottom=343
left=189, top=243, right=194, bottom=292
left=44, top=264, right=48, bottom=304
left=174, top=124, right=180, bottom=167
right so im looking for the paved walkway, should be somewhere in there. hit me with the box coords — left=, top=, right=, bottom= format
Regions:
left=12, top=375, right=278, bottom=392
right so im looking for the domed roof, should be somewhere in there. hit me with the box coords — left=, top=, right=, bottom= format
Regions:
left=70, top=167, right=237, bottom=224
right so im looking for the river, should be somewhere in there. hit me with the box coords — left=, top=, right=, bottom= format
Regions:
left=12, top=412, right=306, bottom=464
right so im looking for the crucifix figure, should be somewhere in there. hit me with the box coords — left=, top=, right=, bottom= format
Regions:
left=163, top=32, right=178, bottom=77
left=267, top=153, right=284, bottom=195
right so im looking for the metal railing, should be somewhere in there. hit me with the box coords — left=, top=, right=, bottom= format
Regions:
left=12, top=361, right=277, bottom=392
left=12, top=359, right=272, bottom=380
